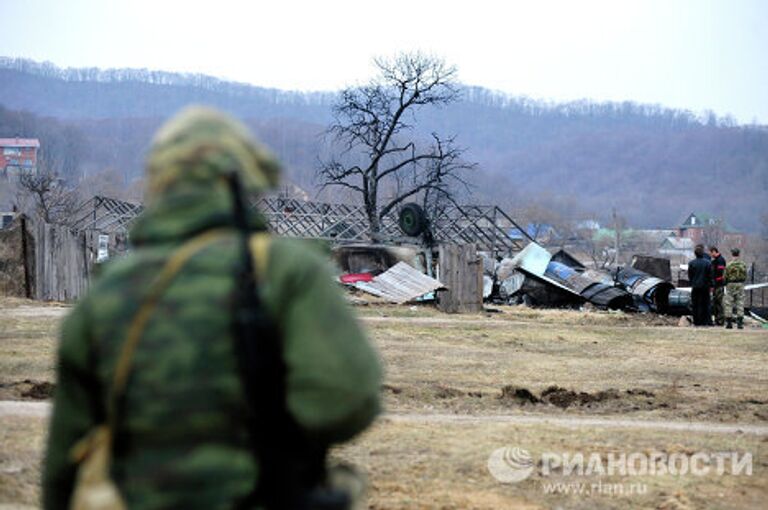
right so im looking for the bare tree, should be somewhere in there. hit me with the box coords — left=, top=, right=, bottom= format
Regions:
left=700, top=219, right=725, bottom=249
left=318, top=53, right=474, bottom=235
left=16, top=165, right=78, bottom=224
left=583, top=233, right=616, bottom=270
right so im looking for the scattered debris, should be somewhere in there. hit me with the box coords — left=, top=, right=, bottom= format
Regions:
left=498, top=270, right=525, bottom=301
left=337, top=238, right=764, bottom=319
left=333, top=244, right=426, bottom=276
left=508, top=242, right=632, bottom=310
left=484, top=241, right=710, bottom=317
left=482, top=275, right=493, bottom=299
left=339, top=273, right=373, bottom=284
left=631, top=254, right=672, bottom=281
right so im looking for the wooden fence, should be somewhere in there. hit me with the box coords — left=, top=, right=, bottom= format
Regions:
left=0, top=216, right=33, bottom=298
left=32, top=222, right=91, bottom=301
left=1, top=217, right=92, bottom=302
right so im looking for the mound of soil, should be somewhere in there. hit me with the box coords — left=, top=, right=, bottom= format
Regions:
left=499, top=386, right=539, bottom=405
left=433, top=385, right=465, bottom=399
left=499, top=385, right=660, bottom=411
left=0, top=379, right=56, bottom=400
left=540, top=386, right=622, bottom=408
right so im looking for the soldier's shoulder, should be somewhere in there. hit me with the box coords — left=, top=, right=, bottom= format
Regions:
left=267, top=236, right=332, bottom=269
left=91, top=249, right=161, bottom=291
left=259, top=237, right=337, bottom=293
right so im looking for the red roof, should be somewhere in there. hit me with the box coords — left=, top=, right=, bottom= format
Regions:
left=0, top=138, right=40, bottom=148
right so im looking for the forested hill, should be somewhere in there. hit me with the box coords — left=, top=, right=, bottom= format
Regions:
left=1, top=57, right=766, bottom=232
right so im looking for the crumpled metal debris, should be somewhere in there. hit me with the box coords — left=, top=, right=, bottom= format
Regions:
left=352, top=261, right=445, bottom=304
left=508, top=242, right=632, bottom=310
left=615, top=267, right=675, bottom=313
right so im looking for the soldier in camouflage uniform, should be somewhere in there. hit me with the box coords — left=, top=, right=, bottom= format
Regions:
left=43, top=107, right=382, bottom=509
left=724, top=248, right=747, bottom=329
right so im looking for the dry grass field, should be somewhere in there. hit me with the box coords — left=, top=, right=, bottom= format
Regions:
left=1, top=297, right=767, bottom=509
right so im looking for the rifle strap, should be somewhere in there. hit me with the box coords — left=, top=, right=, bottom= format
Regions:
left=249, top=232, right=271, bottom=283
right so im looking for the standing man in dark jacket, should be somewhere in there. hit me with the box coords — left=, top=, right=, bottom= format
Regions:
left=709, top=246, right=727, bottom=325
left=688, top=244, right=713, bottom=326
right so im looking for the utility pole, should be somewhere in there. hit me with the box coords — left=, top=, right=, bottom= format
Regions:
left=612, top=207, right=620, bottom=268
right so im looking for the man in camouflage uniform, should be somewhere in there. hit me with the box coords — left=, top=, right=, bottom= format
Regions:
left=43, top=107, right=382, bottom=508
left=724, top=248, right=747, bottom=329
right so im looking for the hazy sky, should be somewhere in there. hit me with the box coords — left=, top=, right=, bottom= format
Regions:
left=2, top=0, right=767, bottom=123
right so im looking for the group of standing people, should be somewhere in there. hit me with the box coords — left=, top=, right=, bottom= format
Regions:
left=688, top=245, right=748, bottom=328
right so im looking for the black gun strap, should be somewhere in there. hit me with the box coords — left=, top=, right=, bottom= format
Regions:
left=226, top=174, right=326, bottom=510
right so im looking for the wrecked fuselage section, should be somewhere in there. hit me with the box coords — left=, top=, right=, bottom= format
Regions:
left=615, top=267, right=676, bottom=314
left=489, top=242, right=690, bottom=315
left=505, top=242, right=633, bottom=310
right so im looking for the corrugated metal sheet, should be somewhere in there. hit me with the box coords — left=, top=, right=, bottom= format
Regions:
left=510, top=242, right=551, bottom=277
left=355, top=262, right=445, bottom=304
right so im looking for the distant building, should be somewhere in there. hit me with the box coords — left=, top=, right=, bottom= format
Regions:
left=509, top=223, right=558, bottom=243
left=659, top=236, right=694, bottom=259
left=676, top=212, right=745, bottom=249
left=0, top=138, right=39, bottom=177
left=575, top=219, right=600, bottom=231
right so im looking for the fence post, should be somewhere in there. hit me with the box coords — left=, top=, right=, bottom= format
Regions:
left=20, top=216, right=32, bottom=298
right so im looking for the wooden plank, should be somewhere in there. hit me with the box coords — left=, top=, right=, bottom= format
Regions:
left=437, top=243, right=482, bottom=313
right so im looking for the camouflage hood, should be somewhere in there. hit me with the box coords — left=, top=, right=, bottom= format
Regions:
left=131, top=107, right=280, bottom=245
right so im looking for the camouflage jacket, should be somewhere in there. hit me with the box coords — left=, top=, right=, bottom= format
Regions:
left=43, top=111, right=382, bottom=508
left=725, top=259, right=747, bottom=283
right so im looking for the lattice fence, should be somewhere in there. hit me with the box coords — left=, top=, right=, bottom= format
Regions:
left=68, top=195, right=528, bottom=257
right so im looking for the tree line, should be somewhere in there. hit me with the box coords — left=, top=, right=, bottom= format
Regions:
left=0, top=57, right=766, bottom=232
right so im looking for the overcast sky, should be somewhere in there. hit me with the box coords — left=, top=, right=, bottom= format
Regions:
left=2, top=0, right=767, bottom=123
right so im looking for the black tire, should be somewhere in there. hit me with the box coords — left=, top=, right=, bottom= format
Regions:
left=398, top=203, right=427, bottom=237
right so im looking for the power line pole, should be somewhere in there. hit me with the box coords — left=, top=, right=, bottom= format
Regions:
left=612, top=207, right=620, bottom=267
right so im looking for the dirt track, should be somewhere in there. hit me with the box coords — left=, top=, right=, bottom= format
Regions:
left=0, top=401, right=50, bottom=418
left=386, top=411, right=768, bottom=435
left=2, top=306, right=69, bottom=318
left=4, top=400, right=767, bottom=436
left=360, top=314, right=768, bottom=333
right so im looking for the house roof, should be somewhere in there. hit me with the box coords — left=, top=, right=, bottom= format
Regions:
left=679, top=212, right=739, bottom=233
left=635, top=229, right=674, bottom=244
left=0, top=138, right=40, bottom=148
left=680, top=212, right=717, bottom=228
left=660, top=236, right=694, bottom=250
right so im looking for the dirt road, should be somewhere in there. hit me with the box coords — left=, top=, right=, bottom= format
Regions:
left=4, top=400, right=767, bottom=436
